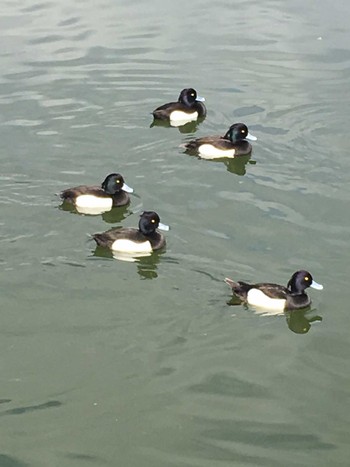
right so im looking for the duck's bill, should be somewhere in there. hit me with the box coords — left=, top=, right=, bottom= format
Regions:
left=122, top=183, right=134, bottom=193
left=246, top=132, right=257, bottom=141
left=158, top=222, right=170, bottom=231
left=196, top=95, right=205, bottom=102
left=311, top=280, right=323, bottom=290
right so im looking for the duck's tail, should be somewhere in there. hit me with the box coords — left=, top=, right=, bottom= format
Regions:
left=92, top=233, right=105, bottom=246
left=225, top=277, right=239, bottom=288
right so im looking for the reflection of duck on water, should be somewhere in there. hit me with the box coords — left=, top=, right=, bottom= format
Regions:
left=285, top=309, right=323, bottom=334
left=93, top=246, right=164, bottom=280
left=226, top=294, right=323, bottom=334
left=61, top=199, right=131, bottom=223
left=210, top=154, right=256, bottom=176
left=136, top=250, right=164, bottom=280
left=150, top=117, right=204, bottom=134
left=101, top=205, right=130, bottom=224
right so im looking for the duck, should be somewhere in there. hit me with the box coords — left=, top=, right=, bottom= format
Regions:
left=152, top=88, right=206, bottom=125
left=60, top=173, right=133, bottom=214
left=225, top=270, right=323, bottom=311
left=184, top=122, right=257, bottom=159
left=93, top=211, right=169, bottom=253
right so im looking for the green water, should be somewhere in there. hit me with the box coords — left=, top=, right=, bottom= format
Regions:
left=1, top=0, right=350, bottom=466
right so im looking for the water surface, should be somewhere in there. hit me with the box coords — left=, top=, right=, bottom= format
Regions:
left=1, top=0, right=350, bottom=466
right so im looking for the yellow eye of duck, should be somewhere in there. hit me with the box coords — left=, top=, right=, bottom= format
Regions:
left=116, top=180, right=120, bottom=183
left=151, top=219, right=156, bottom=223
left=304, top=276, right=309, bottom=281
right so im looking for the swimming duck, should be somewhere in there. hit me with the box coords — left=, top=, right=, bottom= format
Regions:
left=225, top=270, right=323, bottom=311
left=152, top=88, right=206, bottom=125
left=185, top=123, right=257, bottom=159
left=60, top=173, right=133, bottom=214
left=93, top=211, right=169, bottom=253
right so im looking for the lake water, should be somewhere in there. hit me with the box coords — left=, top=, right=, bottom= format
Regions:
left=1, top=0, right=350, bottom=466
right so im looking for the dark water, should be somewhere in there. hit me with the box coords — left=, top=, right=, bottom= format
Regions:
left=1, top=0, right=350, bottom=465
